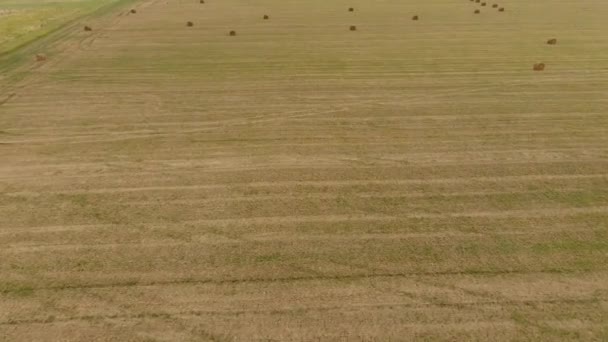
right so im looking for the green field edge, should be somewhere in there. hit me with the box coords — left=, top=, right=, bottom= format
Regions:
left=0, top=0, right=141, bottom=84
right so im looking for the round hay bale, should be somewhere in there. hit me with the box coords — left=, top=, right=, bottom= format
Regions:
left=481, top=2, right=487, bottom=6
left=200, top=0, right=205, bottom=3
left=498, top=7, right=505, bottom=11
left=229, top=30, right=237, bottom=36
left=35, top=54, right=47, bottom=62
left=349, top=25, right=357, bottom=31
left=475, top=0, right=480, bottom=3
left=84, top=26, right=92, bottom=31
left=349, top=7, right=354, bottom=12
left=187, top=21, right=194, bottom=27
left=263, top=15, right=269, bottom=20
left=533, top=63, right=546, bottom=71
left=130, top=9, right=136, bottom=14
left=474, top=9, right=480, bottom=14
left=547, top=38, right=557, bottom=45
left=412, top=15, right=419, bottom=21
left=492, top=4, right=498, bottom=8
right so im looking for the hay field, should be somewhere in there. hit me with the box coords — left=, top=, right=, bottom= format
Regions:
left=1, top=0, right=608, bottom=340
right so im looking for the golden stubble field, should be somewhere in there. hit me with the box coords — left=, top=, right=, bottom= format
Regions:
left=1, top=0, right=608, bottom=340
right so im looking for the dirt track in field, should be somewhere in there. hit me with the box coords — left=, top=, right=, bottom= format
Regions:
left=1, top=0, right=608, bottom=340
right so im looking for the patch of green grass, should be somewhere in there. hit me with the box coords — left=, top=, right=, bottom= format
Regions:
left=66, top=193, right=89, bottom=207
left=511, top=311, right=531, bottom=326
left=255, top=254, right=283, bottom=263
left=540, top=189, right=608, bottom=207
left=0, top=282, right=35, bottom=297
left=532, top=238, right=608, bottom=255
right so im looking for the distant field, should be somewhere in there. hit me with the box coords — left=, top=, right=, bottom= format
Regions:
left=0, top=0, right=121, bottom=54
left=1, top=0, right=608, bottom=340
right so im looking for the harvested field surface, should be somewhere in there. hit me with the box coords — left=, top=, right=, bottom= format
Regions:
left=1, top=0, right=608, bottom=340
